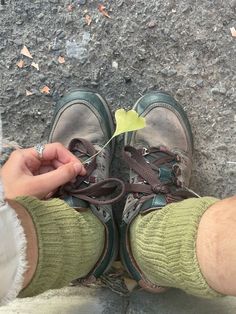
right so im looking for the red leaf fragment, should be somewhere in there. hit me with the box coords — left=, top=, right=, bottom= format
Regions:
left=26, top=89, right=33, bottom=96
left=31, top=62, right=39, bottom=71
left=40, top=86, right=50, bottom=94
left=58, top=56, right=65, bottom=64
left=98, top=4, right=111, bottom=18
left=67, top=4, right=75, bottom=12
left=16, top=60, right=25, bottom=68
left=85, top=14, right=92, bottom=25
left=230, top=27, right=236, bottom=37
left=21, top=45, right=33, bottom=59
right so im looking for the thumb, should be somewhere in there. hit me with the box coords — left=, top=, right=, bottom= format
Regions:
left=32, top=162, right=85, bottom=196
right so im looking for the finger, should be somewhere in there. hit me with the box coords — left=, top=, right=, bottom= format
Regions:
left=30, top=162, right=86, bottom=196
left=51, top=159, right=65, bottom=169
left=28, top=143, right=79, bottom=164
left=37, top=165, right=55, bottom=175
left=2, top=149, right=40, bottom=176
left=27, top=143, right=86, bottom=174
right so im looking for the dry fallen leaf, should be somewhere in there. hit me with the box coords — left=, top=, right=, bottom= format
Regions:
left=26, top=89, right=33, bottom=96
left=58, top=56, right=65, bottom=64
left=67, top=4, right=75, bottom=12
left=230, top=27, right=236, bottom=37
left=147, top=21, right=157, bottom=28
left=98, top=4, right=111, bottom=18
left=40, top=86, right=50, bottom=94
left=31, top=62, right=39, bottom=71
left=21, top=45, right=33, bottom=59
left=16, top=60, right=25, bottom=68
left=85, top=14, right=92, bottom=26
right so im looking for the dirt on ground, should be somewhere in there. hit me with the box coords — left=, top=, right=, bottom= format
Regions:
left=0, top=0, right=236, bottom=199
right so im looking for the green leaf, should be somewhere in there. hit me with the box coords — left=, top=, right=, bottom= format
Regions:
left=82, top=108, right=146, bottom=164
left=113, top=109, right=146, bottom=138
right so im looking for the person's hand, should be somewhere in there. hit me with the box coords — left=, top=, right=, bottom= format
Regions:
left=0, top=143, right=86, bottom=199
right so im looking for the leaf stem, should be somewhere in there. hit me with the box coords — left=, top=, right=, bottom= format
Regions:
left=82, top=136, right=114, bottom=164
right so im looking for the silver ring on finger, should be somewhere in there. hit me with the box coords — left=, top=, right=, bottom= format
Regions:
left=34, top=143, right=46, bottom=160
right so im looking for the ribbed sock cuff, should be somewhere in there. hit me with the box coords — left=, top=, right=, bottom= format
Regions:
left=15, top=196, right=104, bottom=297
left=130, top=197, right=223, bottom=298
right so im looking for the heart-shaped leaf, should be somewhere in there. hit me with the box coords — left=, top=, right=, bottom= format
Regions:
left=82, top=108, right=146, bottom=164
left=113, top=109, right=146, bottom=138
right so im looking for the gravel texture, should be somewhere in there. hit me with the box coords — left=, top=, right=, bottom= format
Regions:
left=1, top=0, right=236, bottom=200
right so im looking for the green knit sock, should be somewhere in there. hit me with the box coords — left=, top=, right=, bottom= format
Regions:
left=15, top=196, right=104, bottom=297
left=130, top=196, right=223, bottom=298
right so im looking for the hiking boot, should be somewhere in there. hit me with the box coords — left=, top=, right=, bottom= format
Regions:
left=120, top=91, right=198, bottom=293
left=49, top=89, right=125, bottom=282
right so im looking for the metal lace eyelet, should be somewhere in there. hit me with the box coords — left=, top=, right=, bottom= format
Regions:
left=152, top=184, right=161, bottom=193
left=142, top=147, right=149, bottom=156
left=173, top=164, right=181, bottom=176
left=175, top=154, right=181, bottom=162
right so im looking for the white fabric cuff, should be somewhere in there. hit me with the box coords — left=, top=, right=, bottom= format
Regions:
left=0, top=198, right=27, bottom=305
left=0, top=120, right=27, bottom=305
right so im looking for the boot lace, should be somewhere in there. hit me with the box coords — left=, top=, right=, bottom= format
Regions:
left=123, top=145, right=197, bottom=204
left=56, top=138, right=126, bottom=205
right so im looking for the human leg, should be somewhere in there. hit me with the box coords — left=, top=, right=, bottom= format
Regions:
left=197, top=195, right=236, bottom=296
left=129, top=197, right=221, bottom=298
left=130, top=194, right=236, bottom=297
left=120, top=91, right=225, bottom=298
left=3, top=90, right=122, bottom=298
left=48, top=89, right=125, bottom=281
left=8, top=196, right=104, bottom=298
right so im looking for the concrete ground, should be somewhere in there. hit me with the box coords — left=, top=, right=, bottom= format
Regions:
left=1, top=286, right=236, bottom=314
left=1, top=0, right=236, bottom=198
left=1, top=0, right=236, bottom=313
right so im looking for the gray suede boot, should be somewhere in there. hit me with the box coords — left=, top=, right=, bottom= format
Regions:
left=49, top=89, right=125, bottom=282
left=120, top=91, right=198, bottom=292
